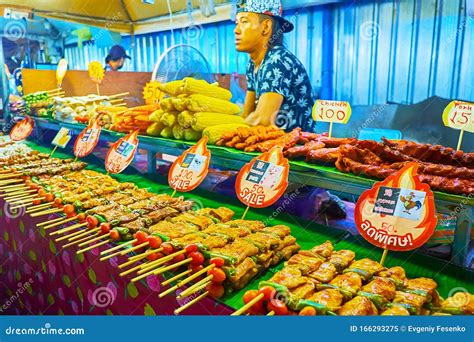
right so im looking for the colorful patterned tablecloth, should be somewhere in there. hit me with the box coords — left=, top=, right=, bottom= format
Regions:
left=0, top=202, right=233, bottom=315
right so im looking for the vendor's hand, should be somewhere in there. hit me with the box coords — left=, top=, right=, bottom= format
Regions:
left=244, top=112, right=266, bottom=126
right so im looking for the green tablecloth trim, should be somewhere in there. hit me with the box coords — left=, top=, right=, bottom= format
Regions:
left=24, top=141, right=474, bottom=310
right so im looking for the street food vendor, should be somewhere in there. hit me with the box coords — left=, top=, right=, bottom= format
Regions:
left=235, top=0, right=315, bottom=132
left=105, top=45, right=131, bottom=71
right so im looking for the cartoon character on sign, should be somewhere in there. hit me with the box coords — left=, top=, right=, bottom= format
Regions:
left=355, top=162, right=437, bottom=252
left=168, top=137, right=211, bottom=192
left=105, top=130, right=139, bottom=174
left=399, top=192, right=422, bottom=215
left=235, top=146, right=289, bottom=208
left=74, top=120, right=102, bottom=158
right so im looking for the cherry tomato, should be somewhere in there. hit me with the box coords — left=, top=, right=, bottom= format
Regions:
left=147, top=236, right=162, bottom=249
left=208, top=268, right=226, bottom=283
left=173, top=253, right=185, bottom=263
left=22, top=176, right=31, bottom=181
left=134, top=231, right=148, bottom=244
left=207, top=283, right=225, bottom=299
left=267, top=299, right=288, bottom=316
left=299, top=306, right=317, bottom=316
left=243, top=290, right=259, bottom=304
left=210, top=257, right=225, bottom=267
left=29, top=183, right=39, bottom=190
left=258, top=285, right=276, bottom=302
left=189, top=264, right=204, bottom=274
left=24, top=180, right=32, bottom=187
left=100, top=222, right=111, bottom=235
left=185, top=244, right=198, bottom=254
left=54, top=198, right=62, bottom=206
left=66, top=212, right=76, bottom=219
left=86, top=215, right=99, bottom=229
left=45, top=193, right=55, bottom=202
left=243, top=290, right=265, bottom=315
left=161, top=242, right=174, bottom=255
left=147, top=252, right=160, bottom=261
left=77, top=212, right=86, bottom=221
left=37, top=189, right=47, bottom=197
left=32, top=199, right=42, bottom=205
left=189, top=251, right=204, bottom=265
left=63, top=204, right=75, bottom=215
left=110, top=229, right=120, bottom=241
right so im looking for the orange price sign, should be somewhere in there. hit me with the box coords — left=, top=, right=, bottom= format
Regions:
left=235, top=146, right=289, bottom=209
left=74, top=120, right=102, bottom=158
left=105, top=130, right=139, bottom=174
left=9, top=116, right=34, bottom=142
left=355, top=162, right=437, bottom=255
left=312, top=100, right=352, bottom=137
left=168, top=137, right=211, bottom=192
left=143, top=81, right=165, bottom=105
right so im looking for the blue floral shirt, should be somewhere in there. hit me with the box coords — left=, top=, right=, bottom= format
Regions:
left=246, top=45, right=315, bottom=132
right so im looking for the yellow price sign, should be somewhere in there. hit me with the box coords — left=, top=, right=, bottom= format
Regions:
left=143, top=81, right=165, bottom=105
left=312, top=100, right=352, bottom=137
left=88, top=61, right=105, bottom=84
left=442, top=100, right=473, bottom=151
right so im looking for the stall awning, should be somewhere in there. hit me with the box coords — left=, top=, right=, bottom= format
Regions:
left=0, top=0, right=230, bottom=34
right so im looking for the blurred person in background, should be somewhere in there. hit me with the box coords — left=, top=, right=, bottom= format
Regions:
left=105, top=45, right=131, bottom=71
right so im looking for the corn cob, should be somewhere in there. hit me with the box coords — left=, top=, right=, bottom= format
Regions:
left=171, top=97, right=188, bottom=112
left=160, top=98, right=174, bottom=112
left=149, top=109, right=165, bottom=123
left=186, top=94, right=241, bottom=115
left=184, top=128, right=202, bottom=141
left=191, top=112, right=245, bottom=132
left=172, top=125, right=186, bottom=140
left=160, top=126, right=174, bottom=139
left=178, top=111, right=195, bottom=128
left=180, top=77, right=232, bottom=101
left=203, top=123, right=250, bottom=144
left=147, top=122, right=165, bottom=137
left=159, top=80, right=184, bottom=97
left=160, top=112, right=179, bottom=127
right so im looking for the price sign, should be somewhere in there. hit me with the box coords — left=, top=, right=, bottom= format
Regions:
left=312, top=100, right=351, bottom=138
left=442, top=101, right=474, bottom=133
left=143, top=81, right=165, bottom=105
left=105, top=130, right=139, bottom=174
left=168, top=137, right=211, bottom=192
left=56, top=59, right=68, bottom=87
left=88, top=61, right=105, bottom=84
left=74, top=120, right=102, bottom=158
left=355, top=162, right=437, bottom=253
left=235, top=146, right=289, bottom=209
left=9, top=116, right=34, bottom=142
left=52, top=127, right=72, bottom=148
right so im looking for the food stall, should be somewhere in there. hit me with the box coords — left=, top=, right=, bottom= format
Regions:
left=0, top=0, right=472, bottom=318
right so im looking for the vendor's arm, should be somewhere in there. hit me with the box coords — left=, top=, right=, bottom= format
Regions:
left=243, top=91, right=257, bottom=117
left=244, top=92, right=284, bottom=126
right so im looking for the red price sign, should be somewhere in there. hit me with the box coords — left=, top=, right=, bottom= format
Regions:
left=105, top=130, right=139, bottom=174
left=442, top=101, right=474, bottom=133
left=355, top=162, right=437, bottom=252
left=168, top=137, right=211, bottom=192
left=312, top=100, right=352, bottom=124
left=10, top=116, right=34, bottom=142
left=235, top=146, right=289, bottom=208
left=74, top=120, right=102, bottom=158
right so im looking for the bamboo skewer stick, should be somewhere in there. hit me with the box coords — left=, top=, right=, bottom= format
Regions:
left=26, top=203, right=52, bottom=213
left=108, top=92, right=129, bottom=98
left=59, top=225, right=95, bottom=241
left=62, top=233, right=100, bottom=248
left=231, top=293, right=265, bottom=316
left=77, top=233, right=110, bottom=247
left=177, top=275, right=213, bottom=299
left=50, top=222, right=87, bottom=236
left=100, top=240, right=137, bottom=256
left=1, top=189, right=35, bottom=198
left=39, top=216, right=72, bottom=229
left=132, top=258, right=192, bottom=283
left=137, top=250, right=186, bottom=273
left=161, top=270, right=192, bottom=287
left=7, top=194, right=41, bottom=203
left=30, top=208, right=62, bottom=217
left=119, top=242, right=149, bottom=256
left=0, top=184, right=27, bottom=191
left=158, top=264, right=215, bottom=298
left=99, top=244, right=138, bottom=262
left=118, top=248, right=163, bottom=269
left=0, top=179, right=23, bottom=186
left=76, top=239, right=110, bottom=254
left=0, top=173, right=21, bottom=180
left=267, top=311, right=275, bottom=316
left=174, top=291, right=209, bottom=315
left=9, top=198, right=46, bottom=210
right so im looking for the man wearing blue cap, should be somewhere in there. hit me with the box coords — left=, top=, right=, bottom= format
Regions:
left=105, top=45, right=131, bottom=71
left=235, top=0, right=315, bottom=132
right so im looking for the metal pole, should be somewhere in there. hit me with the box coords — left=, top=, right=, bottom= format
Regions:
left=0, top=37, right=10, bottom=130
left=321, top=6, right=334, bottom=100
